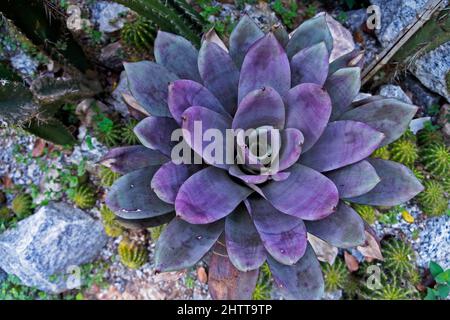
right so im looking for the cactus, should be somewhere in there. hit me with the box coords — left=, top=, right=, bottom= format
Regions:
left=322, top=258, right=349, bottom=292
left=253, top=262, right=272, bottom=300
left=412, top=167, right=425, bottom=182
left=442, top=176, right=450, bottom=194
left=121, top=16, right=156, bottom=51
left=100, top=205, right=124, bottom=237
left=70, top=185, right=96, bottom=209
left=421, top=143, right=450, bottom=177
left=0, top=206, right=13, bottom=223
left=118, top=238, right=148, bottom=269
left=98, top=166, right=121, bottom=187
left=352, top=203, right=377, bottom=225
left=371, top=145, right=391, bottom=160
left=11, top=193, right=33, bottom=219
left=94, top=121, right=121, bottom=147
left=417, top=128, right=444, bottom=146
left=372, top=281, right=414, bottom=300
left=121, top=119, right=139, bottom=145
left=390, top=136, right=418, bottom=168
left=418, top=180, right=448, bottom=217
left=383, top=240, right=416, bottom=277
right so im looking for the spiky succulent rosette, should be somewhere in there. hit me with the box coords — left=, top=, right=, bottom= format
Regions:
left=101, top=15, right=423, bottom=300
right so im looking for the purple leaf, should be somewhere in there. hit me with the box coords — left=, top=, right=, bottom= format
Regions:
left=154, top=31, right=201, bottom=82
left=339, top=98, right=418, bottom=147
left=229, top=15, right=264, bottom=68
left=238, top=34, right=290, bottom=104
left=225, top=205, right=266, bottom=271
left=181, top=106, right=232, bottom=169
left=100, top=146, right=168, bottom=174
left=228, top=166, right=269, bottom=184
left=168, top=79, right=228, bottom=125
left=154, top=217, right=224, bottom=271
left=286, top=14, right=333, bottom=59
left=124, top=61, right=177, bottom=117
left=116, top=213, right=175, bottom=230
left=233, top=86, right=285, bottom=130
left=106, top=167, right=174, bottom=220
left=291, top=42, right=329, bottom=86
left=326, top=67, right=361, bottom=120
left=151, top=161, right=201, bottom=204
left=198, top=41, right=239, bottom=115
left=325, top=160, right=380, bottom=198
left=208, top=241, right=259, bottom=300
left=268, top=244, right=324, bottom=300
left=348, top=159, right=424, bottom=206
left=328, top=49, right=365, bottom=75
left=175, top=167, right=253, bottom=224
left=134, top=116, right=179, bottom=157
left=249, top=198, right=307, bottom=265
left=278, top=128, right=304, bottom=172
left=261, top=164, right=339, bottom=220
left=284, top=83, right=332, bottom=152
left=305, top=202, right=365, bottom=248
left=300, top=120, right=384, bottom=172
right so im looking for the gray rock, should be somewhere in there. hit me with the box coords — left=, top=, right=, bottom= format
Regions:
left=344, top=9, right=367, bottom=32
left=370, top=0, right=429, bottom=47
left=379, top=84, right=413, bottom=104
left=100, top=42, right=124, bottom=70
left=0, top=202, right=107, bottom=293
left=0, top=268, right=6, bottom=284
left=110, top=71, right=131, bottom=117
left=410, top=42, right=450, bottom=103
left=403, top=76, right=441, bottom=110
left=91, top=1, right=129, bottom=33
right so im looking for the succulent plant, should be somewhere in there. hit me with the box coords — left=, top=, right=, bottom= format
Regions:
left=420, top=143, right=450, bottom=177
left=70, top=185, right=96, bottom=210
left=98, top=166, right=121, bottom=187
left=94, top=120, right=122, bottom=147
left=102, top=15, right=423, bottom=300
left=351, top=203, right=377, bottom=225
left=0, top=206, right=12, bottom=223
left=121, top=16, right=156, bottom=51
left=372, top=281, right=414, bottom=300
left=121, top=119, right=140, bottom=145
left=412, top=168, right=425, bottom=182
left=442, top=176, right=450, bottom=194
left=417, top=127, right=443, bottom=146
left=118, top=238, right=148, bottom=269
left=418, top=180, right=448, bottom=217
left=389, top=136, right=418, bottom=168
left=252, top=262, right=272, bottom=300
left=100, top=205, right=124, bottom=237
left=371, top=145, right=390, bottom=160
left=383, top=239, right=416, bottom=277
left=11, top=193, right=33, bottom=219
left=322, top=258, right=349, bottom=292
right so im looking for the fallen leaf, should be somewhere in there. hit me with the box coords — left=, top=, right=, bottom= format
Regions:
left=122, top=93, right=150, bottom=117
left=32, top=138, right=46, bottom=157
left=307, top=233, right=338, bottom=265
left=357, top=231, right=384, bottom=261
left=197, top=266, right=208, bottom=284
left=1, top=176, right=13, bottom=189
left=344, top=251, right=359, bottom=272
left=402, top=210, right=415, bottom=223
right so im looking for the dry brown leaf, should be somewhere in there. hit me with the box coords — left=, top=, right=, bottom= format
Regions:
left=357, top=231, right=384, bottom=261
left=197, top=266, right=208, bottom=284
left=122, top=92, right=150, bottom=117
left=307, top=233, right=338, bottom=264
left=202, top=28, right=228, bottom=52
left=344, top=251, right=359, bottom=272
left=32, top=138, right=46, bottom=158
left=1, top=175, right=13, bottom=189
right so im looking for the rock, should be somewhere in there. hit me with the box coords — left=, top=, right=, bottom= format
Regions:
left=91, top=1, right=129, bottom=33
left=438, top=104, right=450, bottom=143
left=0, top=268, right=6, bottom=284
left=325, top=13, right=355, bottom=62
left=100, top=42, right=124, bottom=70
left=10, top=52, right=38, bottom=77
left=410, top=42, right=450, bottom=103
left=110, top=71, right=131, bottom=117
left=403, top=76, right=441, bottom=110
left=379, top=84, right=413, bottom=104
left=370, top=0, right=429, bottom=47
left=0, top=202, right=107, bottom=293
left=344, top=9, right=367, bottom=32
left=409, top=117, right=432, bottom=134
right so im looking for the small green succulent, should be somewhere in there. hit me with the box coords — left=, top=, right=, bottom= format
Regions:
left=412, top=168, right=425, bottom=182
left=118, top=238, right=148, bottom=269
left=352, top=203, right=377, bottom=225
left=98, top=166, right=121, bottom=187
left=121, top=16, right=156, bottom=51
left=11, top=193, right=33, bottom=219
left=372, top=281, right=413, bottom=300
left=70, top=185, right=96, bottom=210
left=94, top=120, right=121, bottom=147
left=389, top=136, right=418, bottom=168
left=383, top=240, right=415, bottom=277
left=253, top=262, right=272, bottom=300
left=322, top=258, right=349, bottom=292
left=417, top=127, right=443, bottom=146
left=0, top=206, right=12, bottom=223
left=420, top=143, right=450, bottom=177
left=100, top=205, right=124, bottom=237
left=121, top=119, right=139, bottom=145
left=418, top=180, right=448, bottom=217
left=371, top=145, right=391, bottom=160
left=442, top=176, right=450, bottom=194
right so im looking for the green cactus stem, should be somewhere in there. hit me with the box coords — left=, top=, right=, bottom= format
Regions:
left=11, top=193, right=33, bottom=219
left=421, top=143, right=450, bottom=177
left=118, top=238, right=148, bottom=269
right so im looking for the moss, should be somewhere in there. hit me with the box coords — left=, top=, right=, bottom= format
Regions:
left=352, top=204, right=377, bottom=225
left=98, top=166, right=120, bottom=187
left=11, top=193, right=33, bottom=219
left=420, top=143, right=450, bottom=177
left=418, top=180, right=448, bottom=217
left=100, top=205, right=124, bottom=238
left=70, top=185, right=96, bottom=210
left=383, top=240, right=415, bottom=277
left=389, top=136, right=418, bottom=168
left=118, top=238, right=148, bottom=269
left=121, top=119, right=139, bottom=145
left=371, top=145, right=391, bottom=160
left=322, top=258, right=349, bottom=292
